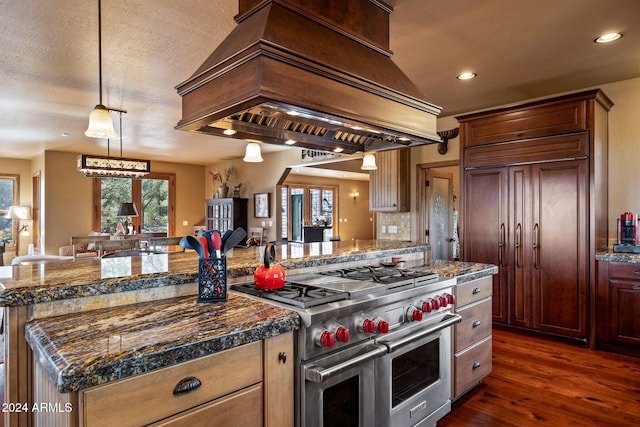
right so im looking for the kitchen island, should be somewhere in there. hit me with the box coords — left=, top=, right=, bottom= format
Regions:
left=1, top=240, right=428, bottom=426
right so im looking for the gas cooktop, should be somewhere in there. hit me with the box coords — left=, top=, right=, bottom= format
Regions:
left=231, top=282, right=349, bottom=309
left=319, top=265, right=439, bottom=289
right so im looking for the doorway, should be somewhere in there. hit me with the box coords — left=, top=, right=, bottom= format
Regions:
left=418, top=161, right=459, bottom=261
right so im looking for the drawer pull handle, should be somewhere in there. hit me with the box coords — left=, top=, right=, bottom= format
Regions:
left=173, top=376, right=202, bottom=395
left=634, top=270, right=640, bottom=276
left=472, top=320, right=481, bottom=328
left=472, top=288, right=481, bottom=295
left=634, top=285, right=640, bottom=291
left=279, top=352, right=288, bottom=364
left=472, top=361, right=481, bottom=370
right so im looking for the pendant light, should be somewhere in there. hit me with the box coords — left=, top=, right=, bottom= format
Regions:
left=360, top=153, right=377, bottom=170
left=243, top=141, right=264, bottom=162
left=85, top=0, right=117, bottom=138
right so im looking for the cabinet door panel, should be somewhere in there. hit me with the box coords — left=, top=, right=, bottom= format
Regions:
left=463, top=167, right=508, bottom=323
left=508, top=165, right=532, bottom=328
left=531, top=160, right=588, bottom=338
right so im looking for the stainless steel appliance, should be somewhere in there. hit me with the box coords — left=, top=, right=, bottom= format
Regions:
left=232, top=264, right=461, bottom=427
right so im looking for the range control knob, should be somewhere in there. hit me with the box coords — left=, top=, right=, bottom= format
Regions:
left=376, top=319, right=390, bottom=334
left=438, top=295, right=448, bottom=308
left=408, top=307, right=423, bottom=322
left=362, top=318, right=376, bottom=334
left=421, top=299, right=434, bottom=313
left=430, top=298, right=440, bottom=311
left=316, top=330, right=335, bottom=348
left=446, top=293, right=456, bottom=305
left=335, top=326, right=350, bottom=343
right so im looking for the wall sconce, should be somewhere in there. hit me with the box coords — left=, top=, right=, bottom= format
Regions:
left=352, top=192, right=359, bottom=202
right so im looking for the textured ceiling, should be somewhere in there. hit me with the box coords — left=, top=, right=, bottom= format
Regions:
left=1, top=0, right=639, bottom=165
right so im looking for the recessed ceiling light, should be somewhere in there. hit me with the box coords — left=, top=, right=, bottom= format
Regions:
left=286, top=110, right=301, bottom=116
left=594, top=32, right=623, bottom=43
left=457, top=72, right=477, bottom=80
left=333, top=147, right=344, bottom=153
left=223, top=129, right=237, bottom=136
left=285, top=139, right=297, bottom=145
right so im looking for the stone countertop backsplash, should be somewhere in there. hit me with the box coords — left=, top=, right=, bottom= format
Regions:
left=25, top=293, right=300, bottom=393
left=0, top=240, right=428, bottom=307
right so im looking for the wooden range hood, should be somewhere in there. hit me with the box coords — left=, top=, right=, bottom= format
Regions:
left=176, top=0, right=442, bottom=155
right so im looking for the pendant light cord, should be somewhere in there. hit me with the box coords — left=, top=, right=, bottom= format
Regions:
left=98, top=0, right=103, bottom=105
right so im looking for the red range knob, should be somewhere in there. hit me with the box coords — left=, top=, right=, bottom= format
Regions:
left=421, top=300, right=433, bottom=313
left=409, top=308, right=423, bottom=321
left=336, top=326, right=350, bottom=343
left=438, top=295, right=448, bottom=308
left=431, top=298, right=440, bottom=310
left=318, top=331, right=335, bottom=348
left=376, top=319, right=390, bottom=334
left=446, top=293, right=456, bottom=305
left=362, top=319, right=376, bottom=334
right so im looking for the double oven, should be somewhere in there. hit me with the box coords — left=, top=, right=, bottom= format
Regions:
left=232, top=264, right=460, bottom=427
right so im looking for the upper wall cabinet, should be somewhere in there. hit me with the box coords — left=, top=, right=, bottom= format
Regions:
left=369, top=149, right=410, bottom=212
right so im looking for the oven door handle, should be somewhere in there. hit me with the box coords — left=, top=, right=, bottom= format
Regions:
left=304, top=345, right=388, bottom=384
left=378, top=313, right=462, bottom=353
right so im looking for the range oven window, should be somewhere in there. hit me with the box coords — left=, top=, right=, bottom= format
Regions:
left=391, top=339, right=440, bottom=407
left=323, top=375, right=359, bottom=426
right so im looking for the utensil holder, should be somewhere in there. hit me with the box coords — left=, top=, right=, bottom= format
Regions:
left=198, top=257, right=227, bottom=303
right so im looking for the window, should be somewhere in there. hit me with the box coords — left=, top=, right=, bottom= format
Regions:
left=93, top=173, right=175, bottom=236
left=0, top=174, right=19, bottom=246
left=280, top=184, right=337, bottom=241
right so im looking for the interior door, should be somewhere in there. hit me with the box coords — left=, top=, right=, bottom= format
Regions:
left=426, top=172, right=453, bottom=261
left=463, top=167, right=509, bottom=323
left=531, top=159, right=588, bottom=338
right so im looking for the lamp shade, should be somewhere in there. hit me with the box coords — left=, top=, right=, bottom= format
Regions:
left=117, top=202, right=139, bottom=217
left=85, top=104, right=117, bottom=138
left=360, top=154, right=378, bottom=170
left=5, top=205, right=31, bottom=220
left=243, top=142, right=264, bottom=162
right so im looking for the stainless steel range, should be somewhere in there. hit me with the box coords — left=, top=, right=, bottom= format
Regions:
left=232, top=264, right=461, bottom=427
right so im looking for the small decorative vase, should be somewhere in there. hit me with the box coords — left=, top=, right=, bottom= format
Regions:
left=218, top=184, right=229, bottom=199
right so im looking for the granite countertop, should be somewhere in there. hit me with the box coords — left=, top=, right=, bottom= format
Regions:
left=25, top=293, right=300, bottom=393
left=0, top=240, right=427, bottom=306
left=596, top=248, right=640, bottom=264
left=406, top=259, right=498, bottom=283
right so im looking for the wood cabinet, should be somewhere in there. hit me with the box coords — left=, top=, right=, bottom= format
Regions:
left=459, top=89, right=612, bottom=342
left=369, top=149, right=410, bottom=212
left=205, top=197, right=247, bottom=233
left=32, top=333, right=294, bottom=427
left=453, top=276, right=493, bottom=398
left=595, top=262, right=640, bottom=356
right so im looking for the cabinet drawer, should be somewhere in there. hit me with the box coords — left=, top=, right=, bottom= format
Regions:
left=150, top=383, right=263, bottom=426
left=455, top=298, right=492, bottom=351
left=608, top=262, right=640, bottom=280
left=456, top=276, right=492, bottom=307
left=461, top=100, right=586, bottom=147
left=81, top=341, right=262, bottom=427
left=464, top=132, right=589, bottom=168
left=454, top=335, right=492, bottom=397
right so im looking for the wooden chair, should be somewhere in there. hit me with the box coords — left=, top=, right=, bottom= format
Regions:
left=148, top=236, right=184, bottom=253
left=248, top=227, right=264, bottom=246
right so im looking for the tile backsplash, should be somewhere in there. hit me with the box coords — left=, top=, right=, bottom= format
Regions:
left=377, top=212, right=411, bottom=241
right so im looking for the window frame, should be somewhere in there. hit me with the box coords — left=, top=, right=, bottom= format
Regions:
left=92, top=173, right=176, bottom=236
left=0, top=174, right=20, bottom=248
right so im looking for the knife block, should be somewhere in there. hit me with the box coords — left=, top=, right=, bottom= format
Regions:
left=198, top=256, right=227, bottom=303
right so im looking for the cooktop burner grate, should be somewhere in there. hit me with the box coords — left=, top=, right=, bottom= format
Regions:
left=231, top=282, right=349, bottom=309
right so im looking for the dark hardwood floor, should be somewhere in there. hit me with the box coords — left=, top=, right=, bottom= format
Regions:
left=438, top=328, right=640, bottom=426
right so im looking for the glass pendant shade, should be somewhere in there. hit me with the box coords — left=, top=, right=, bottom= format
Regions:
left=360, top=153, right=377, bottom=170
left=243, top=142, right=264, bottom=162
left=85, top=104, right=117, bottom=138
